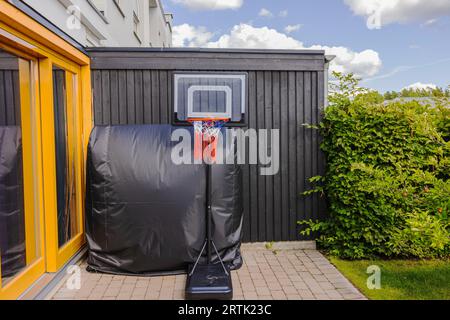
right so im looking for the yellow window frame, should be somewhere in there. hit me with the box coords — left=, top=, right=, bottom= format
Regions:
left=0, top=0, right=92, bottom=299
left=40, top=59, right=87, bottom=272
left=0, top=47, right=46, bottom=300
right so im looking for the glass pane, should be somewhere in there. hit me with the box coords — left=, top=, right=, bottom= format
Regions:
left=0, top=49, right=39, bottom=285
left=52, top=67, right=79, bottom=248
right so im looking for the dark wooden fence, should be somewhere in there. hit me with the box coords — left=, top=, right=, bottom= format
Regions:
left=88, top=48, right=329, bottom=242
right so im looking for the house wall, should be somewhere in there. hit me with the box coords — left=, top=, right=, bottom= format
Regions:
left=88, top=48, right=328, bottom=242
left=20, top=0, right=172, bottom=47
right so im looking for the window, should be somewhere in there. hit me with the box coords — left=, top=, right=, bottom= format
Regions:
left=133, top=0, right=141, bottom=42
left=90, top=0, right=107, bottom=16
left=52, top=66, right=80, bottom=248
left=133, top=13, right=141, bottom=42
left=0, top=49, right=41, bottom=287
left=133, top=13, right=139, bottom=34
left=0, top=0, right=92, bottom=298
left=113, top=0, right=125, bottom=17
left=85, top=28, right=101, bottom=47
left=133, top=0, right=140, bottom=16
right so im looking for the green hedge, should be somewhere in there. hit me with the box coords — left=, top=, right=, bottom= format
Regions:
left=300, top=73, right=450, bottom=259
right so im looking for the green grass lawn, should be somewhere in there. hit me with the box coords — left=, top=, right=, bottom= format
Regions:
left=328, top=256, right=450, bottom=300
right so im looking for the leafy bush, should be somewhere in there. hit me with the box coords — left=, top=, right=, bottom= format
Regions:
left=388, top=210, right=449, bottom=259
left=300, top=72, right=450, bottom=259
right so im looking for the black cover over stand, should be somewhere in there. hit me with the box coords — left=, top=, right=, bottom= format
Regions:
left=85, top=126, right=244, bottom=275
left=185, top=164, right=233, bottom=300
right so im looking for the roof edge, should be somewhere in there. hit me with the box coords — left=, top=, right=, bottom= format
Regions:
left=325, top=55, right=336, bottom=63
left=86, top=47, right=326, bottom=55
left=8, top=0, right=87, bottom=55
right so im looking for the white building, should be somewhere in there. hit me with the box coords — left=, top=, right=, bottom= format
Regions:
left=20, top=0, right=173, bottom=47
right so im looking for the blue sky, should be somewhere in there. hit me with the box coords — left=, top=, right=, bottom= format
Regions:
left=162, top=0, right=450, bottom=93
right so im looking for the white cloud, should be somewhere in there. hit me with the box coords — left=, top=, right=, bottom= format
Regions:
left=206, top=24, right=304, bottom=50
left=403, top=82, right=437, bottom=91
left=422, top=18, right=438, bottom=27
left=344, top=0, right=450, bottom=29
left=279, top=10, right=288, bottom=17
left=259, top=8, right=273, bottom=17
left=312, top=45, right=382, bottom=77
left=202, top=24, right=382, bottom=78
left=284, top=24, right=302, bottom=33
left=172, top=24, right=213, bottom=47
left=171, top=0, right=243, bottom=11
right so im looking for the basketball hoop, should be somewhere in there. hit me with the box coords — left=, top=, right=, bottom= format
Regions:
left=185, top=119, right=233, bottom=300
left=175, top=73, right=246, bottom=299
left=187, top=118, right=229, bottom=163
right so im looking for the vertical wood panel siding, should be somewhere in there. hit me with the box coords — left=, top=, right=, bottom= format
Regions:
left=91, top=68, right=326, bottom=242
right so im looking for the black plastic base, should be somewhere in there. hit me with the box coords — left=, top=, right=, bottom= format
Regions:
left=185, top=264, right=233, bottom=300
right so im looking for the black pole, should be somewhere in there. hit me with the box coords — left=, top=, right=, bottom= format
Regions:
left=206, top=163, right=212, bottom=264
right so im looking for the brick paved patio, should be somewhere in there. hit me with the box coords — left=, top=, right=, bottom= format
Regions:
left=46, top=243, right=366, bottom=300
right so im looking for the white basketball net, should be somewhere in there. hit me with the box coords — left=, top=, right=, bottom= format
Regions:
left=188, top=119, right=229, bottom=162
left=191, top=120, right=228, bottom=140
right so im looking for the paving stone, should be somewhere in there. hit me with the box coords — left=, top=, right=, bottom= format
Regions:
left=145, top=291, right=160, bottom=300
left=265, top=281, right=282, bottom=291
left=158, top=291, right=174, bottom=300
left=123, top=278, right=137, bottom=284
left=103, top=287, right=121, bottom=297
left=255, top=287, right=271, bottom=296
left=48, top=246, right=366, bottom=301
left=278, top=278, right=292, bottom=286
left=282, top=286, right=297, bottom=295
left=234, top=288, right=243, bottom=295
left=243, top=291, right=258, bottom=300
left=87, top=293, right=103, bottom=300
left=253, top=279, right=267, bottom=287
left=173, top=290, right=185, bottom=300
left=132, top=287, right=147, bottom=296
left=53, top=291, right=76, bottom=299
left=135, top=280, right=150, bottom=288
left=116, top=292, right=133, bottom=300
left=109, top=280, right=124, bottom=288
left=313, top=294, right=330, bottom=300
